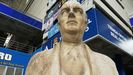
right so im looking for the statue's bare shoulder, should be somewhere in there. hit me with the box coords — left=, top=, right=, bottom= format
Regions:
left=91, top=51, right=119, bottom=75
left=28, top=48, right=53, bottom=66
left=25, top=49, right=53, bottom=75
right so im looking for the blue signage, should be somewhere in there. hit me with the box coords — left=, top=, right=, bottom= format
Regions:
left=95, top=8, right=131, bottom=47
left=0, top=47, right=31, bottom=75
left=130, top=17, right=133, bottom=27
left=77, top=0, right=85, bottom=4
left=83, top=8, right=98, bottom=41
left=42, top=40, right=52, bottom=50
left=45, top=1, right=61, bottom=23
left=48, top=23, right=59, bottom=39
left=42, top=32, right=61, bottom=50
left=0, top=2, right=42, bottom=29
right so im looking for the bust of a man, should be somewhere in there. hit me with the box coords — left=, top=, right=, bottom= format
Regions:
left=25, top=1, right=118, bottom=75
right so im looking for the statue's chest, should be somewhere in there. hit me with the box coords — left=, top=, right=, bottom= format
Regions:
left=61, top=58, right=84, bottom=75
left=60, top=52, right=90, bottom=75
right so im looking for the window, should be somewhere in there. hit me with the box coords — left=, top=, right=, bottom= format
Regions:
left=15, top=68, right=23, bottom=75
left=6, top=67, right=14, bottom=75
left=0, top=65, right=6, bottom=74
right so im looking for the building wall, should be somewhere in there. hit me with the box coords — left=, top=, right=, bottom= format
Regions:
left=102, top=0, right=130, bottom=25
left=26, top=0, right=48, bottom=22
left=121, top=0, right=133, bottom=17
left=26, top=0, right=133, bottom=20
left=26, top=0, right=133, bottom=35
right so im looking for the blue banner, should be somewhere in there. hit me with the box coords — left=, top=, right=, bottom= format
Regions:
left=48, top=23, right=59, bottom=39
left=77, top=0, right=85, bottom=4
left=83, top=8, right=98, bottom=41
left=0, top=2, right=42, bottom=29
left=130, top=17, right=133, bottom=27
left=45, top=1, right=60, bottom=23
left=42, top=32, right=61, bottom=50
left=0, top=47, right=31, bottom=75
left=95, top=8, right=131, bottom=46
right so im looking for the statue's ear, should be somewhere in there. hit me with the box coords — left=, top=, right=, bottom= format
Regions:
left=57, top=17, right=60, bottom=27
left=85, top=13, right=88, bottom=25
left=84, top=14, right=88, bottom=31
left=57, top=9, right=61, bottom=23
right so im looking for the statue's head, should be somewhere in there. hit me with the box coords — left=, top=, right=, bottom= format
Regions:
left=58, top=1, right=88, bottom=35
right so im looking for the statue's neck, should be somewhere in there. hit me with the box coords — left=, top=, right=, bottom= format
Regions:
left=61, top=41, right=82, bottom=46
left=61, top=32, right=83, bottom=44
left=60, top=41, right=84, bottom=54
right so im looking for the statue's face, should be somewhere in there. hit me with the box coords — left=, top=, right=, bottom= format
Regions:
left=58, top=1, right=87, bottom=34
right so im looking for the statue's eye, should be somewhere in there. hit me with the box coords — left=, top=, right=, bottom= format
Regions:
left=73, top=7, right=83, bottom=14
left=61, top=8, right=70, bottom=15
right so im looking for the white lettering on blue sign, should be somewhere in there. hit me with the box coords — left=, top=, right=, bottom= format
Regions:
left=45, top=46, right=48, bottom=50
left=0, top=52, right=12, bottom=61
left=108, top=24, right=126, bottom=42
left=88, top=19, right=92, bottom=24
left=85, top=19, right=92, bottom=32
left=85, top=27, right=89, bottom=32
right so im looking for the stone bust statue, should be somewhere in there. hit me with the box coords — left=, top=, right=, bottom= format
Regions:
left=25, top=1, right=119, bottom=75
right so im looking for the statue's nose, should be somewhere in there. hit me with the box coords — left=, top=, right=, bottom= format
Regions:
left=68, top=11, right=75, bottom=18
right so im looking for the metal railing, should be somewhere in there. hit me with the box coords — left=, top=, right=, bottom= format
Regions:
left=0, top=37, right=35, bottom=53
left=0, top=37, right=6, bottom=47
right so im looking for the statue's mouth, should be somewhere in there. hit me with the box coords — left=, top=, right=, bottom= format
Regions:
left=67, top=20, right=77, bottom=24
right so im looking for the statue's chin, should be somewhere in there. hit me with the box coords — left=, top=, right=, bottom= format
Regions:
left=65, top=29, right=79, bottom=34
left=61, top=26, right=82, bottom=35
left=65, top=26, right=79, bottom=32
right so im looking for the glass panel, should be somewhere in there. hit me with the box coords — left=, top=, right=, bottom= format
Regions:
left=15, top=68, right=23, bottom=75
left=6, top=67, right=14, bottom=75
left=0, top=65, right=6, bottom=75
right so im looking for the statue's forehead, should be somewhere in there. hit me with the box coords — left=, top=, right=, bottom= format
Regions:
left=61, top=1, right=83, bottom=9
